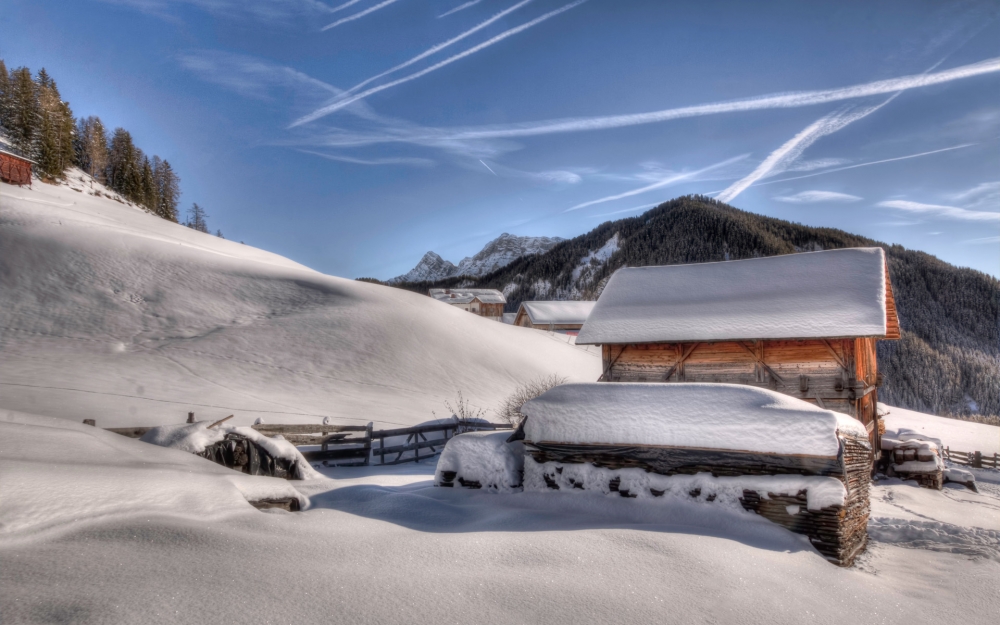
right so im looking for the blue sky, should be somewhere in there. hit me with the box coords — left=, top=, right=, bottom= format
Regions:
left=4, top=0, right=998, bottom=278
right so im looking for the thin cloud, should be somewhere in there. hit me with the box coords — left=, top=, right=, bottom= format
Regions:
left=718, top=75, right=914, bottom=204
left=341, top=0, right=536, bottom=98
left=877, top=200, right=1000, bottom=221
left=330, top=0, right=364, bottom=13
left=439, top=0, right=483, bottom=18
left=566, top=154, right=748, bottom=212
left=590, top=202, right=659, bottom=218
left=479, top=160, right=498, bottom=176
left=299, top=149, right=434, bottom=166
left=748, top=144, right=974, bottom=188
left=322, top=0, right=405, bottom=31
left=294, top=0, right=588, bottom=126
left=964, top=235, right=1000, bottom=244
left=773, top=190, right=863, bottom=203
left=437, top=56, right=1000, bottom=141
left=949, top=181, right=1000, bottom=210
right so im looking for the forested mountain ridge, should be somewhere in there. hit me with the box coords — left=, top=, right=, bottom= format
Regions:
left=396, top=196, right=999, bottom=422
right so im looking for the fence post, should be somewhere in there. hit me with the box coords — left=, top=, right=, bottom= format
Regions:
left=365, top=422, right=373, bottom=466
left=379, top=433, right=385, bottom=465
left=972, top=451, right=983, bottom=469
left=187, top=412, right=195, bottom=424
left=414, top=432, right=420, bottom=463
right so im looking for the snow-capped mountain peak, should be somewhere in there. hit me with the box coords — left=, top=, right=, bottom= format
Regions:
left=390, top=233, right=563, bottom=283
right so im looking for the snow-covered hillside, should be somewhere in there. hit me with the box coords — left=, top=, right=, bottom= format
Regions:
left=390, top=232, right=563, bottom=283
left=0, top=172, right=600, bottom=428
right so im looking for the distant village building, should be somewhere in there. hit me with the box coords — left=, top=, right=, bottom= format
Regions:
left=513, top=301, right=596, bottom=335
left=0, top=149, right=34, bottom=187
left=576, top=248, right=900, bottom=446
left=429, top=288, right=506, bottom=321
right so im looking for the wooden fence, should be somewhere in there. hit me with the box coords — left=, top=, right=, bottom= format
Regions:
left=92, top=417, right=511, bottom=467
left=943, top=447, right=999, bottom=470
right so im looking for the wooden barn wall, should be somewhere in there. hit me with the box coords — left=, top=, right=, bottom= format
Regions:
left=601, top=338, right=882, bottom=441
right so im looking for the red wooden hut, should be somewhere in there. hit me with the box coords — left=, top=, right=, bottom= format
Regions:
left=0, top=149, right=34, bottom=187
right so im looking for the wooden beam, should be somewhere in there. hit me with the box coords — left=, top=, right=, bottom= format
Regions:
left=738, top=342, right=785, bottom=385
left=662, top=342, right=700, bottom=381
left=599, top=344, right=628, bottom=381
left=820, top=339, right=847, bottom=371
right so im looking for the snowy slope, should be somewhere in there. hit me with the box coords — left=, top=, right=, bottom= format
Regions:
left=390, top=232, right=563, bottom=283
left=882, top=405, right=999, bottom=455
left=0, top=172, right=600, bottom=428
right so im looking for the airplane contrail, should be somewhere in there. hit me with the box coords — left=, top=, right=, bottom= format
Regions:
left=437, top=56, right=1000, bottom=141
left=567, top=155, right=748, bottom=212
left=342, top=0, right=536, bottom=97
left=479, top=160, right=498, bottom=175
left=293, top=0, right=588, bottom=126
left=439, top=0, right=484, bottom=18
left=323, top=0, right=405, bottom=31
left=746, top=144, right=976, bottom=187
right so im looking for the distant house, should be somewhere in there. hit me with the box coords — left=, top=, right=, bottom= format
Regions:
left=429, top=288, right=506, bottom=321
left=513, top=301, right=596, bottom=335
left=0, top=149, right=35, bottom=187
left=576, top=248, right=900, bottom=446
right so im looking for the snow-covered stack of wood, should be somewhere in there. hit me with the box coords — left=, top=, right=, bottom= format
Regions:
left=576, top=247, right=899, bottom=451
left=514, top=383, right=873, bottom=566
left=880, top=428, right=945, bottom=489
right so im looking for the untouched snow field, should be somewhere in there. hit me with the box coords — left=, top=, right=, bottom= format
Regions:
left=3, top=175, right=999, bottom=624
left=0, top=172, right=600, bottom=429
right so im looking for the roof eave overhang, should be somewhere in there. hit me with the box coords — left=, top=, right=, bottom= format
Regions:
left=576, top=333, right=891, bottom=346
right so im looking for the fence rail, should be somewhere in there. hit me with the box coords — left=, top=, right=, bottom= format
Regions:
left=91, top=417, right=512, bottom=467
left=943, top=447, right=999, bottom=470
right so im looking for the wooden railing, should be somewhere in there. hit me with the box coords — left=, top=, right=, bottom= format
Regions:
left=943, top=447, right=999, bottom=470
left=92, top=417, right=511, bottom=467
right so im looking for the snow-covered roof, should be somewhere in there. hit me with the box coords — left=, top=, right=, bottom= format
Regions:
left=577, top=248, right=895, bottom=344
left=520, top=383, right=868, bottom=457
left=0, top=148, right=37, bottom=164
left=428, top=288, right=507, bottom=305
left=517, top=301, right=596, bottom=326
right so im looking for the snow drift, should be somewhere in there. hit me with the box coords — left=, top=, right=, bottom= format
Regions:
left=0, top=172, right=600, bottom=428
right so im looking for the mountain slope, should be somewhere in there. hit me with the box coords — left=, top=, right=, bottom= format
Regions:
left=398, top=196, right=999, bottom=422
left=0, top=170, right=600, bottom=428
left=390, top=233, right=563, bottom=283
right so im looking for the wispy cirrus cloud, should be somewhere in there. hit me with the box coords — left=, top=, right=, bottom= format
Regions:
left=773, top=190, right=863, bottom=203
left=322, top=0, right=406, bottom=31
left=99, top=0, right=335, bottom=21
left=949, top=181, right=1000, bottom=210
left=439, top=0, right=484, bottom=18
left=877, top=200, right=1000, bottom=221
left=293, top=0, right=588, bottom=126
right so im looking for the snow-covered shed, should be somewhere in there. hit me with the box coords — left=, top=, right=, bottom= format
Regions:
left=0, top=149, right=35, bottom=187
left=513, top=300, right=596, bottom=334
left=515, top=383, right=873, bottom=566
left=428, top=288, right=506, bottom=321
left=576, top=248, right=900, bottom=447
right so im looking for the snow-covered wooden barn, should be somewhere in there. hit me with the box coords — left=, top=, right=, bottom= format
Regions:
left=575, top=248, right=900, bottom=446
left=428, top=288, right=506, bottom=321
left=513, top=301, right=596, bottom=334
left=0, top=149, right=34, bottom=187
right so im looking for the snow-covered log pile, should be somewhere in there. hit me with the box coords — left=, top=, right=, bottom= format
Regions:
left=141, top=421, right=322, bottom=483
left=881, top=428, right=944, bottom=489
left=435, top=431, right=524, bottom=492
left=518, top=383, right=873, bottom=566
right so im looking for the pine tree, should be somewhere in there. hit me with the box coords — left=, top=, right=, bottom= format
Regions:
left=140, top=155, right=156, bottom=213
left=0, top=60, right=10, bottom=134
left=152, top=157, right=180, bottom=222
left=185, top=203, right=209, bottom=233
left=107, top=128, right=141, bottom=201
left=6, top=67, right=39, bottom=158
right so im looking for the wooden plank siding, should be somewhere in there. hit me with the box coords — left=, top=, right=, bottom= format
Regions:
left=601, top=338, right=881, bottom=447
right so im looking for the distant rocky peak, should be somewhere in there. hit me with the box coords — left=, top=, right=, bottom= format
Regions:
left=390, top=233, right=563, bottom=283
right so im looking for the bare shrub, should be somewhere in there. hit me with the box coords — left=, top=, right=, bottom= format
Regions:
left=495, top=375, right=567, bottom=426
left=444, top=390, right=487, bottom=421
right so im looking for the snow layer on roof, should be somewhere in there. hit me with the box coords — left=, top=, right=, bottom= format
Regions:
left=576, top=248, right=887, bottom=344
left=428, top=288, right=507, bottom=304
left=521, top=301, right=596, bottom=325
left=520, top=383, right=867, bottom=456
